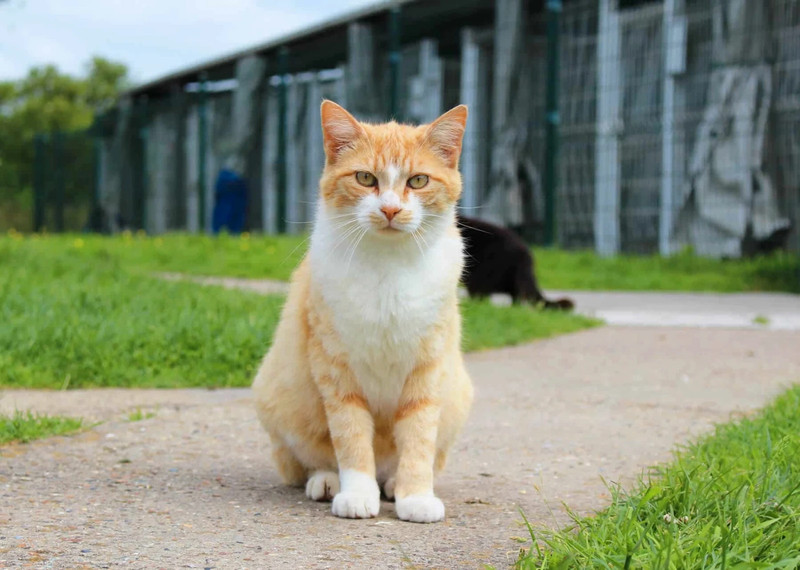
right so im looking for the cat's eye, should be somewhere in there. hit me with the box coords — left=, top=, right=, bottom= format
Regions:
left=407, top=174, right=429, bottom=189
left=355, top=171, right=377, bottom=187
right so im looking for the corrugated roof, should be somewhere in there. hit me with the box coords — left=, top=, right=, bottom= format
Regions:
left=126, top=0, right=418, bottom=97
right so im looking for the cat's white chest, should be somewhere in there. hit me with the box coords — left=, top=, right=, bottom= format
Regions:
left=310, top=231, right=461, bottom=413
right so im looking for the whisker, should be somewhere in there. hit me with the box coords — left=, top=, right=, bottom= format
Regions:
left=331, top=223, right=364, bottom=254
left=344, top=228, right=368, bottom=274
left=413, top=230, right=429, bottom=258
left=279, top=234, right=312, bottom=267
left=330, top=218, right=360, bottom=232
left=325, top=212, right=360, bottom=220
left=455, top=220, right=492, bottom=234
left=331, top=220, right=367, bottom=254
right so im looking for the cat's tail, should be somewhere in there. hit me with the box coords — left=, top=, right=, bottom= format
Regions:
left=515, top=255, right=575, bottom=311
left=540, top=296, right=575, bottom=311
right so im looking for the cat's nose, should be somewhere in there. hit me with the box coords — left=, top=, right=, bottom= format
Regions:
left=380, top=205, right=402, bottom=221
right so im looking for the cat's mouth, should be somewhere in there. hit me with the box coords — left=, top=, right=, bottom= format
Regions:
left=377, top=226, right=403, bottom=234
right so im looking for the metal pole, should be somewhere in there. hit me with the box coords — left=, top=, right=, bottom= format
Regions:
left=33, top=134, right=46, bottom=232
left=139, top=97, right=149, bottom=232
left=198, top=72, right=208, bottom=233
left=543, top=0, right=561, bottom=246
left=53, top=131, right=65, bottom=232
left=277, top=46, right=289, bottom=234
left=388, top=5, right=402, bottom=120
left=93, top=136, right=102, bottom=229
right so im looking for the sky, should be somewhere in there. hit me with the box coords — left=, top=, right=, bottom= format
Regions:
left=0, top=0, right=376, bottom=84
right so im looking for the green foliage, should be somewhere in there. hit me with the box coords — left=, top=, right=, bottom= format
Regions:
left=534, top=247, right=800, bottom=293
left=0, top=57, right=130, bottom=230
left=0, top=233, right=599, bottom=389
left=126, top=408, right=156, bottom=422
left=516, top=385, right=800, bottom=568
left=0, top=411, right=85, bottom=445
left=20, top=232, right=794, bottom=294
left=461, top=300, right=601, bottom=352
left=20, top=231, right=310, bottom=282
left=84, top=56, right=130, bottom=112
left=0, top=234, right=285, bottom=388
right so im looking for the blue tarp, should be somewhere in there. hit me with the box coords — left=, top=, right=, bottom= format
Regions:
left=212, top=168, right=248, bottom=234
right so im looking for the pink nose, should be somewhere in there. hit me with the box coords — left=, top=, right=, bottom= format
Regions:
left=380, top=205, right=402, bottom=221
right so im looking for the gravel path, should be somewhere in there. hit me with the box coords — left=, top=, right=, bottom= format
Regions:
left=3, top=325, right=799, bottom=569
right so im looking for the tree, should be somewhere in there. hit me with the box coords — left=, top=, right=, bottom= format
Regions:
left=0, top=56, right=130, bottom=208
left=85, top=56, right=130, bottom=112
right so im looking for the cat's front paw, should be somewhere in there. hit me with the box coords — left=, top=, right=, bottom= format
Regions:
left=306, top=471, right=339, bottom=501
left=331, top=491, right=380, bottom=519
left=395, top=494, right=445, bottom=523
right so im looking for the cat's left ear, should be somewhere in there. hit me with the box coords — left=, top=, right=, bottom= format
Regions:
left=321, top=100, right=365, bottom=163
left=424, top=105, right=468, bottom=168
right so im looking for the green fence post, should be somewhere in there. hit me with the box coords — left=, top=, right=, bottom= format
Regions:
left=139, top=97, right=149, bottom=232
left=543, top=0, right=562, bottom=247
left=93, top=136, right=102, bottom=228
left=277, top=46, right=289, bottom=234
left=198, top=72, right=208, bottom=233
left=53, top=131, right=65, bottom=232
left=33, top=134, right=46, bottom=232
left=388, top=5, right=402, bottom=120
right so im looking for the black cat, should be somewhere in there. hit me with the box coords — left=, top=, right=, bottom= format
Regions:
left=457, top=214, right=574, bottom=310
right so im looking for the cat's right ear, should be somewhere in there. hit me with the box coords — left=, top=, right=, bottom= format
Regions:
left=320, top=100, right=364, bottom=163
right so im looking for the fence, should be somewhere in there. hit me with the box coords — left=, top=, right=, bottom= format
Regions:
left=87, top=0, right=800, bottom=260
left=33, top=131, right=98, bottom=233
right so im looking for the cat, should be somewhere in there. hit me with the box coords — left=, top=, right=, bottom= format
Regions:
left=252, top=100, right=473, bottom=523
left=457, top=215, right=574, bottom=310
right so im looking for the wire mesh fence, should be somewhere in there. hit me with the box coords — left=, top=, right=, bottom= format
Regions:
left=31, top=131, right=97, bottom=233
left=21, top=0, right=800, bottom=269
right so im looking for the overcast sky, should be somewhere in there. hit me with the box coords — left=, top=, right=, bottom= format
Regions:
left=0, top=0, right=376, bottom=83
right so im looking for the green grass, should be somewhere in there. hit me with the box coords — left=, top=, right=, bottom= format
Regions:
left=516, top=384, right=800, bottom=569
left=1, top=236, right=285, bottom=389
left=4, top=230, right=308, bottom=281
left=0, top=411, right=85, bottom=445
left=533, top=247, right=800, bottom=293
left=1, top=234, right=596, bottom=389
left=6, top=232, right=798, bottom=293
left=126, top=408, right=156, bottom=422
left=462, top=300, right=600, bottom=352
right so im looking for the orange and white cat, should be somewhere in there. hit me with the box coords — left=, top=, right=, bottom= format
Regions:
left=252, top=100, right=473, bottom=523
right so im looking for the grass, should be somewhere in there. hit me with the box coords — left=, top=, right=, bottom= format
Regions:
left=462, top=300, right=600, bottom=352
left=1, top=236, right=285, bottom=389
left=533, top=247, right=800, bottom=293
left=4, top=230, right=308, bottom=281
left=1, top=234, right=596, bottom=389
left=126, top=408, right=156, bottom=422
left=5, top=232, right=799, bottom=293
left=516, top=384, right=800, bottom=569
left=0, top=411, right=85, bottom=445
left=753, top=315, right=771, bottom=326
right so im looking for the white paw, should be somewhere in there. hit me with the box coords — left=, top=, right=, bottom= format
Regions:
left=395, top=494, right=445, bottom=523
left=305, top=471, right=339, bottom=501
left=331, top=491, right=380, bottom=519
left=383, top=476, right=396, bottom=500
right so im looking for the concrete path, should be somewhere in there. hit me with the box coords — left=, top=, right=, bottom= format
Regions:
left=3, top=325, right=799, bottom=569
left=553, top=290, right=800, bottom=331
left=156, top=273, right=800, bottom=331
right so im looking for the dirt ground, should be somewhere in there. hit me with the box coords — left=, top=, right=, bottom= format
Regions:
left=3, top=324, right=799, bottom=569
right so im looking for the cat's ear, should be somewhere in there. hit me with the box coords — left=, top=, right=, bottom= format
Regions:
left=320, top=100, right=364, bottom=163
left=424, top=105, right=468, bottom=168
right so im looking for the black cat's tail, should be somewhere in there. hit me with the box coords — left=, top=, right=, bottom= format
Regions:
left=540, top=296, right=575, bottom=311
left=515, top=255, right=575, bottom=311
